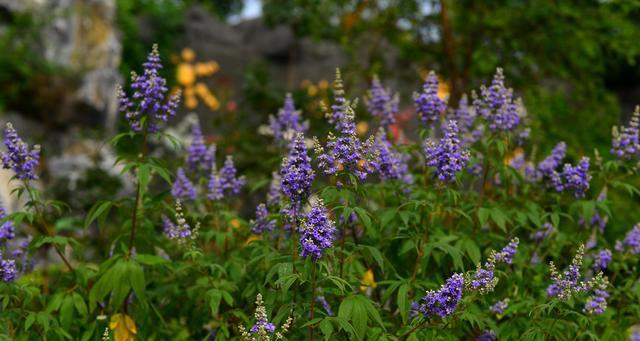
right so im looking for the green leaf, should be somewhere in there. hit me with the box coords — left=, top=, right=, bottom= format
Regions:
left=138, top=164, right=151, bottom=191
left=128, top=261, right=147, bottom=305
left=360, top=245, right=384, bottom=272
left=25, top=312, right=36, bottom=331
left=84, top=200, right=113, bottom=229
left=135, top=254, right=169, bottom=266
left=60, top=295, right=74, bottom=329
left=397, top=283, right=410, bottom=323
left=491, top=208, right=508, bottom=232
left=478, top=207, right=490, bottom=226
left=320, top=318, right=334, bottom=340
left=72, top=292, right=88, bottom=317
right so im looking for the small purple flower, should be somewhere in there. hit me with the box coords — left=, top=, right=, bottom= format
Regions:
left=414, top=71, right=446, bottom=125
left=490, top=299, right=509, bottom=315
left=162, top=201, right=192, bottom=241
left=473, top=68, right=521, bottom=132
left=299, top=200, right=336, bottom=260
left=208, top=156, right=246, bottom=200
left=117, top=44, right=181, bottom=133
left=250, top=204, right=275, bottom=235
left=415, top=273, right=464, bottom=318
left=552, top=157, right=591, bottom=198
left=172, top=168, right=196, bottom=200
left=269, top=93, right=309, bottom=142
left=592, top=249, right=612, bottom=272
left=423, top=120, right=470, bottom=182
left=0, top=255, right=16, bottom=282
left=530, top=223, right=554, bottom=241
left=317, top=295, right=334, bottom=316
left=476, top=330, right=497, bottom=341
left=611, top=106, right=640, bottom=160
left=371, top=129, right=413, bottom=187
left=366, top=76, right=398, bottom=127
left=0, top=205, right=15, bottom=241
left=1, top=123, right=40, bottom=181
left=495, top=238, right=519, bottom=265
left=186, top=123, right=214, bottom=172
left=615, top=224, right=640, bottom=255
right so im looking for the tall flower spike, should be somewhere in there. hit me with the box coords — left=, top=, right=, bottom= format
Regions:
left=269, top=93, right=309, bottom=142
left=250, top=203, right=275, bottom=235
left=171, top=168, right=196, bottom=200
left=117, top=44, right=181, bottom=133
left=0, top=252, right=17, bottom=282
left=611, top=106, right=640, bottom=160
left=372, top=129, right=413, bottom=186
left=1, top=123, right=40, bottom=180
left=0, top=205, right=15, bottom=241
left=366, top=76, right=398, bottom=127
left=536, top=142, right=567, bottom=179
left=280, top=133, right=315, bottom=205
left=163, top=200, right=192, bottom=242
left=415, top=273, right=464, bottom=318
left=315, top=70, right=377, bottom=181
left=299, top=200, right=336, bottom=260
left=414, top=71, right=446, bottom=125
left=592, top=249, right=612, bottom=272
left=584, top=273, right=609, bottom=315
left=186, top=122, right=214, bottom=172
left=495, top=238, right=519, bottom=264
left=547, top=244, right=589, bottom=300
left=208, top=156, right=246, bottom=200
left=473, top=68, right=521, bottom=132
left=468, top=251, right=498, bottom=294
left=423, top=120, right=470, bottom=182
left=239, top=293, right=293, bottom=341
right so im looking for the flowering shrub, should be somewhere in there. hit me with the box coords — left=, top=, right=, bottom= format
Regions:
left=1, top=45, right=640, bottom=340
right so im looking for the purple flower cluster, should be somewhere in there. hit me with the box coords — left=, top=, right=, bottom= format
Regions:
left=495, top=238, right=519, bottom=264
left=314, top=70, right=376, bottom=181
left=592, top=249, right=612, bottom=272
left=366, top=76, right=398, bottom=127
left=280, top=133, right=315, bottom=206
left=414, top=71, right=446, bottom=125
left=415, top=273, right=464, bottom=318
left=372, top=129, right=413, bottom=186
left=584, top=273, right=609, bottom=315
left=269, top=93, right=309, bottom=142
left=208, top=156, right=246, bottom=200
left=536, top=142, right=567, bottom=179
left=547, top=245, right=589, bottom=299
left=172, top=168, right=196, bottom=201
left=250, top=204, right=275, bottom=235
left=530, top=222, right=554, bottom=241
left=299, top=200, right=336, bottom=260
left=473, top=68, right=521, bottom=132
left=423, top=120, right=470, bottom=182
left=551, top=157, right=591, bottom=198
left=186, top=123, right=214, bottom=172
left=1, top=123, right=40, bottom=180
left=162, top=201, right=192, bottom=241
left=611, top=106, right=640, bottom=160
left=317, top=295, right=334, bottom=316
left=490, top=299, right=509, bottom=315
left=117, top=44, right=181, bottom=133
left=451, top=95, right=483, bottom=146
left=615, top=224, right=640, bottom=255
left=0, top=252, right=16, bottom=282
left=0, top=205, right=15, bottom=240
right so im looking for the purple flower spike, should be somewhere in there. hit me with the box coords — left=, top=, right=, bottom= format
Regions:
left=552, top=157, right=591, bottom=198
left=269, top=93, right=308, bottom=142
left=299, top=200, right=336, bottom=260
left=172, top=168, right=196, bottom=200
left=280, top=133, right=315, bottom=205
left=415, top=273, right=464, bottom=318
left=424, top=120, right=470, bottom=182
left=117, top=44, right=181, bottom=133
left=187, top=123, right=214, bottom=172
left=250, top=204, right=275, bottom=235
left=366, top=76, right=398, bottom=127
left=473, top=68, right=521, bottom=132
left=611, top=106, right=640, bottom=160
left=372, top=129, right=413, bottom=187
left=490, top=299, right=509, bottom=315
left=1, top=123, right=40, bottom=181
left=615, top=223, right=640, bottom=255
left=0, top=205, right=15, bottom=241
left=414, top=71, right=446, bottom=125
left=592, top=249, right=612, bottom=272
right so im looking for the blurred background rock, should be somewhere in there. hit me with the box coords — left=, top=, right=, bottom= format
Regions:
left=0, top=0, right=639, bottom=212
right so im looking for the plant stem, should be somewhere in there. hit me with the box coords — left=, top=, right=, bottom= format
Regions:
left=308, top=261, right=317, bottom=341
left=25, top=183, right=74, bottom=272
left=127, top=131, right=149, bottom=257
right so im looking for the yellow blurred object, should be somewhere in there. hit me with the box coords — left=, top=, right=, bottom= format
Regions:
left=230, top=219, right=241, bottom=229
left=246, top=234, right=262, bottom=245
left=356, top=121, right=369, bottom=136
left=181, top=48, right=196, bottom=62
left=301, top=79, right=312, bottom=88
left=504, top=147, right=524, bottom=165
left=177, top=63, right=196, bottom=86
left=360, top=269, right=377, bottom=291
left=195, top=61, right=219, bottom=76
left=307, top=85, right=318, bottom=97
left=109, top=314, right=137, bottom=341
left=185, top=94, right=198, bottom=109
left=438, top=80, right=450, bottom=100
left=318, top=79, right=329, bottom=90
left=337, top=163, right=344, bottom=172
